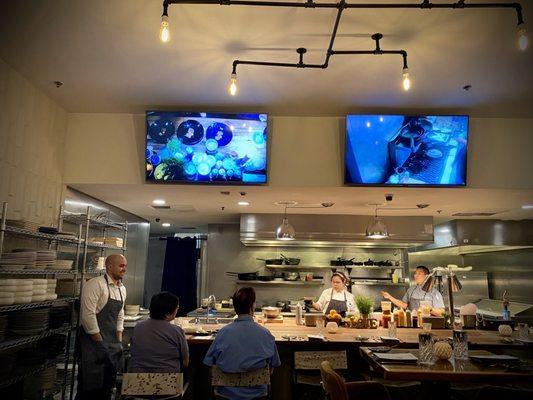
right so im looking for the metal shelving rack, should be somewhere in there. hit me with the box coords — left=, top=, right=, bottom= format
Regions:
left=0, top=201, right=127, bottom=400
left=60, top=206, right=127, bottom=400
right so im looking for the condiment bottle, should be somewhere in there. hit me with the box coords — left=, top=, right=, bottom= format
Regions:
left=406, top=309, right=412, bottom=327
left=295, top=302, right=303, bottom=325
left=398, top=308, right=405, bottom=327
left=393, top=309, right=400, bottom=327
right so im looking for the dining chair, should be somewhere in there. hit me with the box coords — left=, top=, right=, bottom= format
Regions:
left=320, top=361, right=391, bottom=400
left=210, top=365, right=271, bottom=399
left=121, top=372, right=187, bottom=399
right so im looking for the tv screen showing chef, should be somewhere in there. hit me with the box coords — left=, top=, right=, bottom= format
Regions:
left=146, top=111, right=268, bottom=184
left=345, top=115, right=468, bottom=186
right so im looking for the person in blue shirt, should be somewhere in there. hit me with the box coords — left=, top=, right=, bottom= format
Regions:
left=204, top=287, right=281, bottom=400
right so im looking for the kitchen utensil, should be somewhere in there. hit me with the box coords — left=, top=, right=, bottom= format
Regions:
left=280, top=254, right=300, bottom=265
left=262, top=306, right=281, bottom=318
left=283, top=272, right=299, bottom=281
left=256, top=258, right=283, bottom=265
left=257, top=275, right=274, bottom=281
left=226, top=271, right=259, bottom=281
left=363, top=259, right=375, bottom=266
left=304, top=313, right=324, bottom=327
left=330, top=257, right=355, bottom=266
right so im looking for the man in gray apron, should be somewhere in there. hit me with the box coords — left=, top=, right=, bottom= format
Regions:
left=382, top=265, right=444, bottom=315
left=77, top=254, right=127, bottom=400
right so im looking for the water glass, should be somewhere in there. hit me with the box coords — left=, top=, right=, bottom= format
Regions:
left=315, top=319, right=324, bottom=335
left=518, top=323, right=529, bottom=340
left=388, top=321, right=397, bottom=339
left=422, top=323, right=432, bottom=332
left=453, top=329, right=469, bottom=360
left=418, top=332, right=434, bottom=365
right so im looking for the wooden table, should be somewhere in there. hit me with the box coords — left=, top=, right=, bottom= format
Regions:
left=360, top=347, right=533, bottom=400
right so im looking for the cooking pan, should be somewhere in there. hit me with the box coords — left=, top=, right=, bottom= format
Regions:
left=280, top=253, right=300, bottom=265
left=257, top=275, right=274, bottom=282
left=330, top=257, right=355, bottom=266
left=256, top=258, right=283, bottom=265
left=226, top=271, right=259, bottom=281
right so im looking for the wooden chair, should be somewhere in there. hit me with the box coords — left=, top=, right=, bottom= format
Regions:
left=121, top=372, right=187, bottom=399
left=320, top=361, right=391, bottom=400
left=211, top=365, right=271, bottom=399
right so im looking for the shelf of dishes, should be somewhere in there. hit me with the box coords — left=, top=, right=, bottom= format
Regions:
left=0, top=356, right=66, bottom=390
left=61, top=213, right=125, bottom=230
left=1, top=225, right=126, bottom=250
left=236, top=280, right=324, bottom=286
left=0, top=325, right=70, bottom=351
left=265, top=264, right=403, bottom=271
left=0, top=296, right=76, bottom=313
left=0, top=269, right=104, bottom=275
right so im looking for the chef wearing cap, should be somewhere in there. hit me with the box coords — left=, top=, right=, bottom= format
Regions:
left=313, top=272, right=357, bottom=317
left=382, top=265, right=444, bottom=316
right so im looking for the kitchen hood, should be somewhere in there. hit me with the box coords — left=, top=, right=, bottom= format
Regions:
left=410, top=219, right=533, bottom=255
left=240, top=214, right=434, bottom=248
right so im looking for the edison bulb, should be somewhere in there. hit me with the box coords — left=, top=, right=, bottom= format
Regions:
left=402, top=68, right=411, bottom=91
left=159, top=15, right=170, bottom=43
left=228, top=73, right=238, bottom=96
left=518, top=25, right=528, bottom=51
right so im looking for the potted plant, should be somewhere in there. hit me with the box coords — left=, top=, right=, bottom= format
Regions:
left=355, top=295, right=374, bottom=328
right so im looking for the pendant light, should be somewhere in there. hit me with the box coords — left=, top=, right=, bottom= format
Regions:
left=366, top=204, right=389, bottom=239
left=275, top=204, right=295, bottom=241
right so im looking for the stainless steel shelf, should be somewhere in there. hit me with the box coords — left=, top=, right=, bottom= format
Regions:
left=0, top=297, right=76, bottom=313
left=0, top=357, right=64, bottom=389
left=3, top=226, right=80, bottom=244
left=348, top=266, right=402, bottom=270
left=61, top=214, right=125, bottom=230
left=236, top=280, right=324, bottom=286
left=0, top=326, right=70, bottom=351
left=0, top=269, right=77, bottom=275
left=86, top=242, right=126, bottom=251
left=265, top=264, right=331, bottom=271
left=351, top=281, right=409, bottom=287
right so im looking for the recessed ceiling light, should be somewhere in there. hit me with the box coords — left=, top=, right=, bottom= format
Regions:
left=238, top=201, right=250, bottom=206
left=162, top=223, right=171, bottom=227
left=462, top=84, right=472, bottom=91
left=153, top=199, right=166, bottom=205
left=522, top=204, right=533, bottom=209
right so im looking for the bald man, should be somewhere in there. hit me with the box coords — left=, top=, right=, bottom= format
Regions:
left=77, top=254, right=127, bottom=400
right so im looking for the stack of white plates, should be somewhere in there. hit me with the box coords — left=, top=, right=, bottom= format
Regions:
left=1, top=279, right=35, bottom=304
left=31, top=279, right=49, bottom=302
left=49, top=259, right=73, bottom=270
left=124, top=304, right=140, bottom=316
left=0, top=251, right=37, bottom=270
left=35, top=250, right=57, bottom=269
left=46, top=279, right=58, bottom=300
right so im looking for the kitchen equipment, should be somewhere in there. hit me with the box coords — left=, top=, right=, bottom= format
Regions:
left=280, top=254, right=300, bottom=265
left=283, top=272, right=299, bottom=281
left=262, top=306, right=281, bottom=319
left=461, top=314, right=477, bottom=329
left=330, top=257, right=355, bottom=267
left=421, top=316, right=446, bottom=329
left=256, top=258, right=283, bottom=265
left=257, top=275, right=274, bottom=282
left=226, top=271, right=259, bottom=281
left=304, top=312, right=324, bottom=327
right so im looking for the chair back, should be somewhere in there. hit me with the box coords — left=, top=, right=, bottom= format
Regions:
left=294, top=351, right=347, bottom=370
left=121, top=373, right=183, bottom=397
left=320, top=361, right=348, bottom=400
left=211, top=365, right=270, bottom=387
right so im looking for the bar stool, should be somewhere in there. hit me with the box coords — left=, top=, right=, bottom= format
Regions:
left=320, top=361, right=391, bottom=400
left=121, top=372, right=187, bottom=399
left=210, top=365, right=271, bottom=399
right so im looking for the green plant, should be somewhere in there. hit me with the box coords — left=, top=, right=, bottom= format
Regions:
left=355, top=295, right=374, bottom=316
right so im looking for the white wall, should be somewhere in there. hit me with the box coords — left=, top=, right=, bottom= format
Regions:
left=0, top=58, right=67, bottom=224
left=64, top=113, right=533, bottom=189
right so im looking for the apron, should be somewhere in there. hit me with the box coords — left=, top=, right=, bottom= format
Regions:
left=406, top=285, right=429, bottom=312
left=325, top=289, right=348, bottom=317
left=79, top=275, right=124, bottom=392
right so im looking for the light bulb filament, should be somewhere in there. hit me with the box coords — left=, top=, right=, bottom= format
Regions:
left=402, top=68, right=411, bottom=91
left=159, top=15, right=170, bottom=43
left=228, top=73, right=238, bottom=96
left=518, top=25, right=528, bottom=51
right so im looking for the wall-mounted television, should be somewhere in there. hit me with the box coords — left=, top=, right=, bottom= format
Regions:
left=345, top=115, right=468, bottom=186
left=146, top=112, right=268, bottom=184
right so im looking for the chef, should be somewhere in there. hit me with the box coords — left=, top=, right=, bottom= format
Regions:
left=381, top=265, right=444, bottom=316
left=313, top=272, right=357, bottom=317
left=77, top=254, right=127, bottom=400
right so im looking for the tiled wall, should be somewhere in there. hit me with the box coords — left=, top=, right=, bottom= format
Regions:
left=0, top=58, right=67, bottom=225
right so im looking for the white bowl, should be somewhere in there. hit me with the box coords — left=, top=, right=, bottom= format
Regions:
left=0, top=296, right=15, bottom=306
left=32, top=288, right=48, bottom=295
left=13, top=296, right=33, bottom=304
left=46, top=293, right=58, bottom=300
left=31, top=294, right=48, bottom=302
left=326, top=322, right=339, bottom=334
left=13, top=290, right=33, bottom=296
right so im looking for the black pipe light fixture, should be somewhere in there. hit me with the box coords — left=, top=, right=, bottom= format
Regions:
left=159, top=0, right=528, bottom=93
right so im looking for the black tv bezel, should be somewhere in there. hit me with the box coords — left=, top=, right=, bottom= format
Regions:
left=145, top=110, right=270, bottom=186
left=343, top=114, right=469, bottom=188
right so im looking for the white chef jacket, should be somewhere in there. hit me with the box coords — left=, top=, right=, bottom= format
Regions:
left=80, top=273, right=126, bottom=335
left=315, top=288, right=357, bottom=314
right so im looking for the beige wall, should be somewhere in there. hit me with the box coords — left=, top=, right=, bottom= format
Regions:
left=63, top=113, right=533, bottom=189
left=0, top=58, right=67, bottom=224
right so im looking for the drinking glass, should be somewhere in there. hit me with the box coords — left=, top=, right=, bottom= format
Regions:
left=315, top=318, right=324, bottom=335
left=418, top=332, right=434, bottom=365
left=388, top=320, right=397, bottom=339
left=518, top=323, right=529, bottom=340
left=453, top=329, right=469, bottom=360
left=422, top=323, right=432, bottom=332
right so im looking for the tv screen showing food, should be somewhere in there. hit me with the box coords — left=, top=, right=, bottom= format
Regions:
left=146, top=112, right=268, bottom=184
left=345, top=115, right=468, bottom=186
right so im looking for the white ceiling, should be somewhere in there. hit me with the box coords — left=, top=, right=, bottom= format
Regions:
left=71, top=184, right=533, bottom=233
left=1, top=0, right=532, bottom=116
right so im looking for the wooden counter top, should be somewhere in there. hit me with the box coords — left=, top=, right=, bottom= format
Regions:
left=175, top=317, right=529, bottom=348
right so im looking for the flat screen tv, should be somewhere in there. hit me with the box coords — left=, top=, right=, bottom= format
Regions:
left=146, top=111, right=268, bottom=184
left=345, top=115, right=468, bottom=186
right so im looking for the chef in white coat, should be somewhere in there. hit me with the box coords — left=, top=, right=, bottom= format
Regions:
left=313, top=272, right=357, bottom=317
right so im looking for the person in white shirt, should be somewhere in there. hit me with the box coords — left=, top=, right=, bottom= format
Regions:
left=77, top=254, right=127, bottom=400
left=313, top=272, right=357, bottom=317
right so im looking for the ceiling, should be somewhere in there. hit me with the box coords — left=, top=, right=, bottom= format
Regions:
left=1, top=0, right=533, bottom=116
left=71, top=184, right=533, bottom=234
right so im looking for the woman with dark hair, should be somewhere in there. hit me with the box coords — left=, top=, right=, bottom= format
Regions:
left=313, top=272, right=357, bottom=317
left=129, top=292, right=189, bottom=373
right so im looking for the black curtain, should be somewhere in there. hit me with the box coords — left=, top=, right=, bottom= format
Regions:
left=161, top=237, right=198, bottom=316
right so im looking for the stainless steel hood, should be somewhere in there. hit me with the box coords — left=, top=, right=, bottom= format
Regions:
left=240, top=214, right=434, bottom=248
left=410, top=219, right=533, bottom=255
